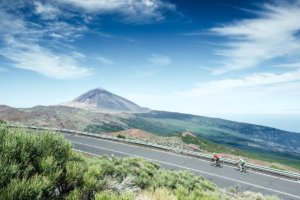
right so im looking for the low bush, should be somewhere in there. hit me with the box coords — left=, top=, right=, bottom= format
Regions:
left=117, top=134, right=126, bottom=139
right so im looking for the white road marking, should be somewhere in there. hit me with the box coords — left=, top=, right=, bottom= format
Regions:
left=72, top=141, right=300, bottom=199
left=74, top=149, right=101, bottom=157
left=67, top=133, right=300, bottom=183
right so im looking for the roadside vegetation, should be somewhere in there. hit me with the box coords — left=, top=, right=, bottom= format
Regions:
left=117, top=134, right=127, bottom=139
left=0, top=124, right=279, bottom=200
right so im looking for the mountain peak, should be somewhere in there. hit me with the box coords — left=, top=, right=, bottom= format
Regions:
left=73, top=87, right=110, bottom=102
left=93, top=87, right=106, bottom=92
left=62, top=87, right=149, bottom=113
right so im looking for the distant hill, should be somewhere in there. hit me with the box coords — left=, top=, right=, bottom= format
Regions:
left=0, top=105, right=30, bottom=121
left=61, top=87, right=149, bottom=113
left=0, top=104, right=125, bottom=130
left=1, top=87, right=300, bottom=163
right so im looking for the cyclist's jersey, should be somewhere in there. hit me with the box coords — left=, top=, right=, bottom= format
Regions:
left=214, top=155, right=219, bottom=160
left=239, top=159, right=245, bottom=164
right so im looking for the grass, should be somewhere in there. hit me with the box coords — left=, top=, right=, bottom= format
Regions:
left=181, top=134, right=239, bottom=154
left=270, top=165, right=286, bottom=171
left=84, top=123, right=125, bottom=133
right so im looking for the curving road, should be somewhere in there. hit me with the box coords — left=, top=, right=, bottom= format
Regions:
left=64, top=133, right=300, bottom=200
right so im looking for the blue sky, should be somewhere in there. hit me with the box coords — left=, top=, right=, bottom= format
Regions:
left=1, top=0, right=300, bottom=132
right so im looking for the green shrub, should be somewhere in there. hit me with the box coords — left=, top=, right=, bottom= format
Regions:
left=0, top=125, right=75, bottom=199
left=0, top=119, right=7, bottom=125
left=66, top=161, right=86, bottom=187
left=95, top=191, right=135, bottom=200
left=138, top=188, right=177, bottom=200
left=0, top=175, right=50, bottom=200
left=117, top=134, right=126, bottom=139
left=65, top=189, right=81, bottom=200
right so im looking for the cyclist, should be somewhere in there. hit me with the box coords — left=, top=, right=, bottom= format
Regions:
left=237, top=157, right=246, bottom=172
left=212, top=153, right=220, bottom=167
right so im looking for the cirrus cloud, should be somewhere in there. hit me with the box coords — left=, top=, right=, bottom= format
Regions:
left=0, top=9, right=92, bottom=79
left=34, top=1, right=59, bottom=19
left=149, top=53, right=172, bottom=66
left=177, top=69, right=300, bottom=97
left=209, top=1, right=300, bottom=74
left=1, top=37, right=92, bottom=79
left=96, top=56, right=114, bottom=65
left=57, top=0, right=176, bottom=24
left=174, top=69, right=300, bottom=114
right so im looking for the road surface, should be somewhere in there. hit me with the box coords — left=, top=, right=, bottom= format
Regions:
left=64, top=133, right=300, bottom=200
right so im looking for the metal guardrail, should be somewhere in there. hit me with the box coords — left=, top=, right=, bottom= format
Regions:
left=8, top=124, right=300, bottom=181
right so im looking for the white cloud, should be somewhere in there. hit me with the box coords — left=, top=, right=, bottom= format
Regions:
left=34, top=1, right=59, bottom=19
left=0, top=10, right=92, bottom=79
left=72, top=51, right=86, bottom=59
left=97, top=56, right=114, bottom=65
left=172, top=69, right=300, bottom=114
left=45, top=22, right=87, bottom=42
left=49, top=33, right=63, bottom=38
left=210, top=2, right=300, bottom=74
left=277, top=62, right=300, bottom=68
left=117, top=77, right=300, bottom=115
left=149, top=53, right=172, bottom=66
left=177, top=69, right=300, bottom=97
left=1, top=37, right=91, bottom=79
left=57, top=0, right=175, bottom=23
left=0, top=10, right=26, bottom=35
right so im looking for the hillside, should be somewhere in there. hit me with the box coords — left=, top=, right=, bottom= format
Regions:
left=0, top=105, right=126, bottom=131
left=0, top=125, right=279, bottom=200
left=1, top=88, right=300, bottom=168
left=0, top=105, right=31, bottom=121
left=125, top=111, right=300, bottom=158
left=105, top=129, right=187, bottom=150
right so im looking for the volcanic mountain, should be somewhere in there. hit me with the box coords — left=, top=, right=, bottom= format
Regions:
left=61, top=87, right=149, bottom=113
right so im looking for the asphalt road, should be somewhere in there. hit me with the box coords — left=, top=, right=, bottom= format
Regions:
left=64, top=133, right=300, bottom=200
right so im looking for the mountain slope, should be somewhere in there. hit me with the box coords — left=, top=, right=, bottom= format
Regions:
left=123, top=111, right=300, bottom=158
left=2, top=105, right=300, bottom=168
left=1, top=88, right=300, bottom=166
left=61, top=88, right=149, bottom=113
left=0, top=105, right=127, bottom=131
left=0, top=105, right=31, bottom=121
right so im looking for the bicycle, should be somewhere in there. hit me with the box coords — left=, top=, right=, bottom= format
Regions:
left=210, top=158, right=223, bottom=168
left=235, top=163, right=247, bottom=173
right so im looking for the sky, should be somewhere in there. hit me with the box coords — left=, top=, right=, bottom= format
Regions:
left=1, top=0, right=300, bottom=132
